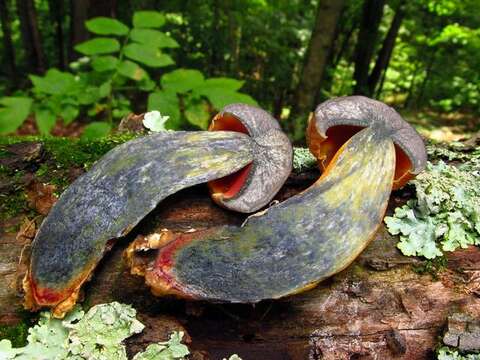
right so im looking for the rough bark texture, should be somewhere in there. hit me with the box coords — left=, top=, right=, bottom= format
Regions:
left=0, top=145, right=479, bottom=359
left=290, top=0, right=345, bottom=125
left=352, top=0, right=386, bottom=96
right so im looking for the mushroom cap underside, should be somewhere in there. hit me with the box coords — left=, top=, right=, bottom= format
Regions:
left=307, top=96, right=426, bottom=189
left=208, top=103, right=293, bottom=213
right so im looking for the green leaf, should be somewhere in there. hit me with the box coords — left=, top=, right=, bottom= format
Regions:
left=185, top=98, right=210, bottom=129
left=30, top=69, right=76, bottom=95
left=77, top=86, right=102, bottom=105
left=138, top=78, right=156, bottom=91
left=201, top=89, right=258, bottom=109
left=161, top=69, right=205, bottom=93
left=35, top=108, right=57, bottom=135
left=91, top=56, right=119, bottom=72
left=133, top=11, right=165, bottom=28
left=0, top=97, right=33, bottom=134
left=75, top=37, right=120, bottom=55
left=117, top=60, right=148, bottom=81
left=60, top=105, right=79, bottom=124
left=147, top=91, right=180, bottom=129
left=124, top=43, right=174, bottom=68
left=130, top=29, right=179, bottom=48
left=194, top=77, right=244, bottom=92
left=98, top=81, right=112, bottom=98
left=86, top=17, right=129, bottom=36
left=81, top=121, right=112, bottom=140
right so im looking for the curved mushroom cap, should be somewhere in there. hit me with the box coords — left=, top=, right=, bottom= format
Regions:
left=307, top=96, right=427, bottom=189
left=208, top=103, right=293, bottom=213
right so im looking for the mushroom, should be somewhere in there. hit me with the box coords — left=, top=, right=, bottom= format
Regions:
left=208, top=104, right=292, bottom=213
left=307, top=96, right=426, bottom=189
left=24, top=105, right=292, bottom=317
left=135, top=96, right=426, bottom=302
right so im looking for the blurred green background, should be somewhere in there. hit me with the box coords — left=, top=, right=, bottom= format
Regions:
left=0, top=0, right=479, bottom=142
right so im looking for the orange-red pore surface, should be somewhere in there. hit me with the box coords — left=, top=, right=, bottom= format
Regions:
left=208, top=113, right=252, bottom=200
left=307, top=120, right=413, bottom=190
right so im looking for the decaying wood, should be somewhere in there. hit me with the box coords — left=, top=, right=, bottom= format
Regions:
left=0, top=162, right=479, bottom=359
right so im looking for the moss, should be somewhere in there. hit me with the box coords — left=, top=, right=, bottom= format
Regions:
left=0, top=323, right=29, bottom=348
left=0, top=134, right=138, bottom=220
left=0, top=310, right=37, bottom=348
left=0, top=191, right=29, bottom=222
left=0, top=134, right=138, bottom=170
left=412, top=256, right=448, bottom=279
left=0, top=169, right=31, bottom=222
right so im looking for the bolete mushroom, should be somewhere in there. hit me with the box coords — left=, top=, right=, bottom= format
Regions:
left=134, top=97, right=426, bottom=302
left=208, top=104, right=292, bottom=213
left=307, top=96, right=426, bottom=189
left=24, top=105, right=292, bottom=317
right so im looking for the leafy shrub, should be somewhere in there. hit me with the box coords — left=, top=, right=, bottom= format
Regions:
left=0, top=11, right=257, bottom=137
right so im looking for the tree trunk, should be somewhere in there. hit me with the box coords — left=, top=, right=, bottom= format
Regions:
left=88, top=0, right=117, bottom=18
left=16, top=0, right=46, bottom=74
left=290, top=0, right=345, bottom=134
left=69, top=0, right=90, bottom=61
left=367, top=2, right=405, bottom=96
left=1, top=139, right=479, bottom=359
left=0, top=0, right=17, bottom=88
left=48, top=0, right=66, bottom=69
left=352, top=0, right=386, bottom=96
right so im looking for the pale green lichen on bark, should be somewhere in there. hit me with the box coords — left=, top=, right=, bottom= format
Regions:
left=385, top=158, right=480, bottom=259
left=437, top=346, right=480, bottom=360
left=292, top=147, right=317, bottom=172
left=0, top=302, right=190, bottom=360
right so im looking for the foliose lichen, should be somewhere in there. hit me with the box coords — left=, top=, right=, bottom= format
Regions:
left=385, top=159, right=480, bottom=259
left=0, top=302, right=190, bottom=360
left=292, top=147, right=317, bottom=173
left=437, top=346, right=480, bottom=360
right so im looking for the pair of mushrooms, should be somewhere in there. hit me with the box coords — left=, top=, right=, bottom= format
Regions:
left=24, top=96, right=426, bottom=318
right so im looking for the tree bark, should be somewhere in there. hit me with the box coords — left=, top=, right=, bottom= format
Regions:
left=367, top=2, right=405, bottom=96
left=16, top=0, right=46, bottom=74
left=69, top=0, right=90, bottom=61
left=290, top=0, right=345, bottom=132
left=48, top=0, right=66, bottom=69
left=1, top=140, right=479, bottom=359
left=0, top=0, right=17, bottom=88
left=352, top=0, right=386, bottom=96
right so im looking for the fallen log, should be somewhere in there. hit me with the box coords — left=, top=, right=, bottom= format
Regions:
left=0, top=139, right=479, bottom=359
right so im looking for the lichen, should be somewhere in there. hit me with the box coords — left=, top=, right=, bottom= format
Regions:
left=437, top=346, right=480, bottom=360
left=385, top=160, right=480, bottom=259
left=132, top=332, right=189, bottom=360
left=292, top=147, right=317, bottom=173
left=0, top=302, right=190, bottom=360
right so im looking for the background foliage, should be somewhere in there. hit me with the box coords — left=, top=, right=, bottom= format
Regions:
left=0, top=0, right=478, bottom=139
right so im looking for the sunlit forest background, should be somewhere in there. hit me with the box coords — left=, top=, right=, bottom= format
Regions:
left=0, top=0, right=479, bottom=142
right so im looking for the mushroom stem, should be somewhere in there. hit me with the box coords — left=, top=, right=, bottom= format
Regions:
left=143, top=126, right=396, bottom=301
left=25, top=131, right=255, bottom=317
